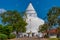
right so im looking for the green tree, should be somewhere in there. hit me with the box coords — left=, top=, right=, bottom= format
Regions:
left=0, top=10, right=27, bottom=38
left=47, top=7, right=60, bottom=37
left=38, top=23, right=48, bottom=32
left=47, top=7, right=60, bottom=29
left=3, top=25, right=13, bottom=36
left=0, top=24, right=3, bottom=33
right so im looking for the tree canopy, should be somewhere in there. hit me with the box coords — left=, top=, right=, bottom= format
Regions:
left=39, top=7, right=60, bottom=33
left=0, top=10, right=27, bottom=38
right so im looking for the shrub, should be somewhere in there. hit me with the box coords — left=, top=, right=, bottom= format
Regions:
left=0, top=34, right=8, bottom=40
left=8, top=33, right=16, bottom=39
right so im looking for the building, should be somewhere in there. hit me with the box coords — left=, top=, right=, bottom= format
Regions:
left=24, top=3, right=44, bottom=37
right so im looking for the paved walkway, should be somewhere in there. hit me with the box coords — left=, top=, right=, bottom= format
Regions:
left=10, top=37, right=48, bottom=40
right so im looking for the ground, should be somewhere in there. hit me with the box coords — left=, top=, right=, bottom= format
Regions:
left=10, top=37, right=48, bottom=40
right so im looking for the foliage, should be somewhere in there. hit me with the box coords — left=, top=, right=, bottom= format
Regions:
left=47, top=7, right=60, bottom=29
left=38, top=7, right=60, bottom=33
left=0, top=24, right=15, bottom=39
left=3, top=25, right=13, bottom=35
left=8, top=33, right=16, bottom=39
left=0, top=34, right=8, bottom=40
left=0, top=10, right=27, bottom=38
left=0, top=24, right=3, bottom=33
left=39, top=23, right=48, bottom=32
left=39, top=7, right=60, bottom=38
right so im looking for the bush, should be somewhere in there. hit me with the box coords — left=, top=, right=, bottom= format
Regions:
left=0, top=34, right=8, bottom=40
left=8, top=33, right=16, bottom=39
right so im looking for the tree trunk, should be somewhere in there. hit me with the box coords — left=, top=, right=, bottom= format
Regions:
left=16, top=31, right=19, bottom=38
left=16, top=31, right=19, bottom=40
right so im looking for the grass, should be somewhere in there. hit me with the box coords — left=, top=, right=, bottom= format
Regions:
left=49, top=38, right=60, bottom=40
left=8, top=38, right=60, bottom=40
left=58, top=38, right=60, bottom=40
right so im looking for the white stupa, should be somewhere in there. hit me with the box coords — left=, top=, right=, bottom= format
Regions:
left=25, top=3, right=44, bottom=36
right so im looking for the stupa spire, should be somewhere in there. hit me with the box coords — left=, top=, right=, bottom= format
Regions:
left=26, top=3, right=35, bottom=11
left=26, top=3, right=37, bottom=17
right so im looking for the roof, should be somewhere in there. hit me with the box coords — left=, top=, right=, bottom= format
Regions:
left=48, top=29, right=57, bottom=34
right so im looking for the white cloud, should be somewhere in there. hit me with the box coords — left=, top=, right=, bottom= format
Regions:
left=0, top=9, right=6, bottom=14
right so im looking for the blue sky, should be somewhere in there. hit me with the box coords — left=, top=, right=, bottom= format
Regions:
left=0, top=0, right=60, bottom=19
